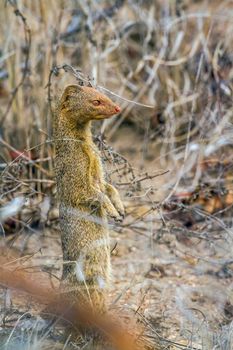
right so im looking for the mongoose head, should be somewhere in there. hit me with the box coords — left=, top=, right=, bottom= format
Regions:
left=60, top=84, right=121, bottom=123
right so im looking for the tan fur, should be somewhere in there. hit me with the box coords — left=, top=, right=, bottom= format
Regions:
left=54, top=84, right=124, bottom=313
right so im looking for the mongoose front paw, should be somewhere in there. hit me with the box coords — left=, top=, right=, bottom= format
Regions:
left=114, top=213, right=124, bottom=223
left=109, top=206, right=124, bottom=223
left=90, top=190, right=121, bottom=221
left=105, top=183, right=125, bottom=220
left=109, top=211, right=124, bottom=223
left=114, top=201, right=125, bottom=219
left=105, top=202, right=123, bottom=222
left=104, top=199, right=124, bottom=222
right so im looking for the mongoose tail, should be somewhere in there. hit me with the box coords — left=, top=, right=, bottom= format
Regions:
left=55, top=84, right=124, bottom=315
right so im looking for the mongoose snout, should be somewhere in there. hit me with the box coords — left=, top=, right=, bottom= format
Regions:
left=114, top=105, right=121, bottom=113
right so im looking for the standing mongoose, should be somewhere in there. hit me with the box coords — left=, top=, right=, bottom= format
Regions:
left=54, top=84, right=124, bottom=314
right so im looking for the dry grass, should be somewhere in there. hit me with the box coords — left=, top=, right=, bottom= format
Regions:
left=0, top=0, right=233, bottom=349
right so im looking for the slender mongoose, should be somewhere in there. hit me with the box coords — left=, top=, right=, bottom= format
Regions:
left=54, top=84, right=124, bottom=314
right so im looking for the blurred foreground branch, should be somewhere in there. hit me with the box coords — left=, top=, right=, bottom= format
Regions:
left=0, top=252, right=148, bottom=350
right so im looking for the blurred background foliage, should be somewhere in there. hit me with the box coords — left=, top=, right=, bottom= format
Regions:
left=0, top=1, right=233, bottom=349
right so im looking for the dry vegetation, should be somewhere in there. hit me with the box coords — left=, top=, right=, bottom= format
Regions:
left=0, top=0, right=233, bottom=349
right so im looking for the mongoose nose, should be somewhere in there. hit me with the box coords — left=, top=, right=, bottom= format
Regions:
left=115, top=106, right=121, bottom=113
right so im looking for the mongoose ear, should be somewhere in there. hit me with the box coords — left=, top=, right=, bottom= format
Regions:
left=60, top=84, right=83, bottom=106
left=63, top=84, right=83, bottom=95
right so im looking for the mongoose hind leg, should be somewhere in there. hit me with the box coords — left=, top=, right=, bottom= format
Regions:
left=60, top=213, right=111, bottom=313
left=105, top=183, right=125, bottom=219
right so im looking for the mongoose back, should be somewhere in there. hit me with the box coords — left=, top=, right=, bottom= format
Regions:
left=54, top=84, right=124, bottom=313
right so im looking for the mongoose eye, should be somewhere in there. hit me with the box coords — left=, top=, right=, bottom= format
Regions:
left=92, top=100, right=101, bottom=106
